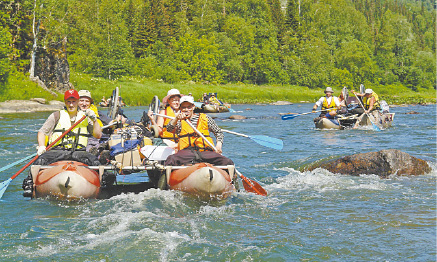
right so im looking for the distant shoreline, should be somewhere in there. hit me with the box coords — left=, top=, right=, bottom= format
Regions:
left=0, top=99, right=434, bottom=114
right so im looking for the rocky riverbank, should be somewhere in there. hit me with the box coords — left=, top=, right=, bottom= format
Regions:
left=0, top=98, right=64, bottom=114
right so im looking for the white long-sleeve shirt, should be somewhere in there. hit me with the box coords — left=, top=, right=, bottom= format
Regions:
left=315, top=96, right=341, bottom=108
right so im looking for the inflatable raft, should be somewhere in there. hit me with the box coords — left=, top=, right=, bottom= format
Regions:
left=203, top=104, right=230, bottom=113
left=355, top=112, right=395, bottom=129
left=159, top=163, right=236, bottom=198
left=314, top=118, right=342, bottom=129
left=31, top=161, right=101, bottom=199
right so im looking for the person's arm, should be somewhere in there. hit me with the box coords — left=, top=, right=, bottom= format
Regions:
left=352, top=90, right=365, bottom=97
left=165, top=111, right=183, bottom=134
left=334, top=97, right=342, bottom=109
left=92, top=120, right=102, bottom=139
left=84, top=109, right=102, bottom=139
left=206, top=115, right=224, bottom=154
left=36, top=113, right=57, bottom=154
left=313, top=97, right=322, bottom=112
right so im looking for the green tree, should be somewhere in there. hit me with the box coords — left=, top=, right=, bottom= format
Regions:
left=171, top=33, right=222, bottom=83
left=0, top=27, right=12, bottom=84
left=335, top=40, right=376, bottom=86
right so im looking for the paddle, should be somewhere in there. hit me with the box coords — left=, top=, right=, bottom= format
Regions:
left=221, top=129, right=283, bottom=150
left=0, top=115, right=87, bottom=199
left=281, top=110, right=325, bottom=120
left=0, top=153, right=37, bottom=174
left=184, top=120, right=267, bottom=196
left=154, top=113, right=267, bottom=196
left=353, top=93, right=381, bottom=131
left=236, top=169, right=267, bottom=196
left=155, top=113, right=282, bottom=150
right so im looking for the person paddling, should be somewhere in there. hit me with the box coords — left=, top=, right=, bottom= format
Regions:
left=148, top=89, right=182, bottom=149
left=352, top=88, right=381, bottom=113
left=352, top=88, right=381, bottom=128
left=22, top=89, right=103, bottom=197
left=312, top=87, right=341, bottom=119
left=164, top=95, right=233, bottom=166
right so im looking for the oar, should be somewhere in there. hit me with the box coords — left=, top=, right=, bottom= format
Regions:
left=155, top=113, right=283, bottom=150
left=281, top=110, right=325, bottom=120
left=353, top=93, right=381, bottom=131
left=0, top=153, right=37, bottom=173
left=184, top=121, right=267, bottom=196
left=221, top=129, right=283, bottom=150
left=0, top=115, right=87, bottom=199
left=155, top=113, right=267, bottom=196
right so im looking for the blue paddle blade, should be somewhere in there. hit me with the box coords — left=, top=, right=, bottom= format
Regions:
left=281, top=114, right=299, bottom=120
left=249, top=135, right=283, bottom=150
left=372, top=122, right=381, bottom=131
left=0, top=153, right=37, bottom=173
left=0, top=178, right=12, bottom=199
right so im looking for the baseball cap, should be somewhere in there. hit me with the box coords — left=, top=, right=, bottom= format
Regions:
left=78, top=90, right=93, bottom=101
left=180, top=95, right=195, bottom=105
left=64, top=89, right=79, bottom=100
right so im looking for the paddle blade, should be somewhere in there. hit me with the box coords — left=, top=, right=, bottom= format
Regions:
left=237, top=172, right=267, bottom=196
left=281, top=114, right=299, bottom=120
left=0, top=178, right=12, bottom=199
left=249, top=135, right=283, bottom=150
left=372, top=122, right=381, bottom=131
left=0, top=153, right=37, bottom=173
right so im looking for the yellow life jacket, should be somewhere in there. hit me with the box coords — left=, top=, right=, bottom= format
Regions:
left=90, top=104, right=103, bottom=127
left=48, top=110, right=90, bottom=149
left=161, top=106, right=178, bottom=142
left=178, top=113, right=214, bottom=151
left=322, top=97, right=337, bottom=112
left=363, top=92, right=380, bottom=110
left=209, top=97, right=220, bottom=105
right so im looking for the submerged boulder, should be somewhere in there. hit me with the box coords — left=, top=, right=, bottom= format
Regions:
left=271, top=101, right=293, bottom=105
left=306, top=149, right=431, bottom=177
left=229, top=115, right=246, bottom=120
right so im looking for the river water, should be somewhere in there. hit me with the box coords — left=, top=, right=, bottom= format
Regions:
left=0, top=103, right=435, bottom=261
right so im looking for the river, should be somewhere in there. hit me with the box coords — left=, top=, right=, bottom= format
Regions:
left=0, top=103, right=435, bottom=261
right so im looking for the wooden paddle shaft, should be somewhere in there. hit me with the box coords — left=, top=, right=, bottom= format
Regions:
left=154, top=113, right=218, bottom=152
left=10, top=115, right=87, bottom=180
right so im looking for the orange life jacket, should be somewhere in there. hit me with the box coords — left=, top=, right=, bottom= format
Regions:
left=161, top=106, right=178, bottom=142
left=178, top=114, right=214, bottom=151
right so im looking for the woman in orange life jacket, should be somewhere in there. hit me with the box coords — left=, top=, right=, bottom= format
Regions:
left=148, top=89, right=182, bottom=149
left=164, top=95, right=234, bottom=167
left=312, top=87, right=341, bottom=119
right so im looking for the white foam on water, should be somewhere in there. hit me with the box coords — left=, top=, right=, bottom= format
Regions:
left=268, top=167, right=396, bottom=193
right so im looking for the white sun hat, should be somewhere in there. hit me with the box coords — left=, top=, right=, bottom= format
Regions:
left=162, top=89, right=182, bottom=104
left=324, top=87, right=334, bottom=93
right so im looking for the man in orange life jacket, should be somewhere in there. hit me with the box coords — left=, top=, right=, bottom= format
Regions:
left=164, top=95, right=234, bottom=166
left=22, top=89, right=103, bottom=197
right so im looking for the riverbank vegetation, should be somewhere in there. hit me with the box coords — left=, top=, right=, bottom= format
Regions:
left=0, top=0, right=435, bottom=104
left=2, top=72, right=433, bottom=106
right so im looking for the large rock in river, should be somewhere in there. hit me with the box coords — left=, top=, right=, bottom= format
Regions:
left=306, top=149, right=431, bottom=177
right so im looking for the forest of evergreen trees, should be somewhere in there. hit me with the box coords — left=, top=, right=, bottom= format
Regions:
left=0, top=0, right=435, bottom=90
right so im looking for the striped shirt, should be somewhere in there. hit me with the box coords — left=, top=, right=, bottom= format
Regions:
left=166, top=113, right=224, bottom=143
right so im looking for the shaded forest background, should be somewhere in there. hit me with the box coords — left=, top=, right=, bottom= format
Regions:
left=0, top=0, right=435, bottom=96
